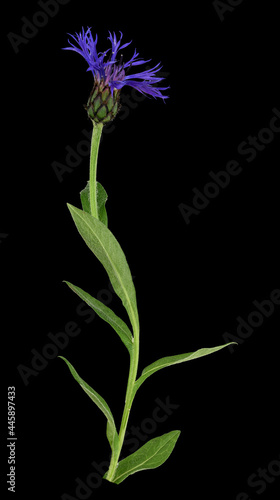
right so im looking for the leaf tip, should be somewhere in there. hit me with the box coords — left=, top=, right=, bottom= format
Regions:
left=67, top=202, right=80, bottom=214
left=62, top=280, right=71, bottom=287
left=173, top=430, right=181, bottom=438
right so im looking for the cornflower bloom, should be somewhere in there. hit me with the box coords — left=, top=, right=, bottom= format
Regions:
left=64, top=27, right=169, bottom=123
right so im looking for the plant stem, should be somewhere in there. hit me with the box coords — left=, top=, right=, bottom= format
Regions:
left=106, top=320, right=140, bottom=481
left=89, top=122, right=103, bottom=218
left=88, top=120, right=140, bottom=481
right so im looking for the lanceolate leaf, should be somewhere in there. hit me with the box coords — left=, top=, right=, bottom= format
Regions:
left=96, top=182, right=108, bottom=227
left=133, top=343, right=236, bottom=397
left=67, top=204, right=139, bottom=335
left=64, top=281, right=133, bottom=354
left=107, top=430, right=181, bottom=484
left=80, top=182, right=90, bottom=214
left=80, top=181, right=108, bottom=226
left=59, top=356, right=119, bottom=455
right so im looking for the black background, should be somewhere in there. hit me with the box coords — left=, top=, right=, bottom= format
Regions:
left=2, top=1, right=280, bottom=499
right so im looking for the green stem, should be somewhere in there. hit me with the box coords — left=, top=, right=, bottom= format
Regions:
left=88, top=119, right=140, bottom=481
left=89, top=122, right=103, bottom=219
left=106, top=319, right=140, bottom=482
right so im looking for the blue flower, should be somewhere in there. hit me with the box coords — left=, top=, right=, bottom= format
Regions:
left=64, top=27, right=169, bottom=100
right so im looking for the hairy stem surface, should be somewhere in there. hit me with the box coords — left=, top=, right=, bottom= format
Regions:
left=89, top=122, right=103, bottom=218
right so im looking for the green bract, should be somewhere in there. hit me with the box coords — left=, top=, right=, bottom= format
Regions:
left=59, top=31, right=237, bottom=485
left=86, top=83, right=120, bottom=124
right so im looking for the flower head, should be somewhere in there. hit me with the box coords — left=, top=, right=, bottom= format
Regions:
left=63, top=27, right=169, bottom=123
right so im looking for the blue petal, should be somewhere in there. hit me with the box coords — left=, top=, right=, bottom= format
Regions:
left=64, top=27, right=169, bottom=100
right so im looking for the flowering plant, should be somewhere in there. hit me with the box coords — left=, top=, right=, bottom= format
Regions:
left=59, top=27, right=235, bottom=484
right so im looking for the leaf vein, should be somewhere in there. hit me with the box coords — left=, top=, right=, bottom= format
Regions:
left=114, top=434, right=176, bottom=482
left=74, top=208, right=138, bottom=333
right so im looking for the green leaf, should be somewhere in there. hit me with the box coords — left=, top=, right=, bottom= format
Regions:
left=80, top=182, right=91, bottom=214
left=107, top=430, right=181, bottom=484
left=59, top=356, right=119, bottom=456
left=67, top=203, right=139, bottom=335
left=64, top=281, right=133, bottom=354
left=96, top=182, right=108, bottom=227
left=133, top=343, right=236, bottom=396
left=80, top=181, right=108, bottom=226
